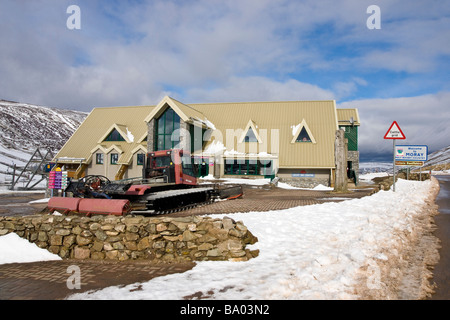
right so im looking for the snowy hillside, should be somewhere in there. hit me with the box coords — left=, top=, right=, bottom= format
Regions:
left=0, top=99, right=86, bottom=153
left=425, top=145, right=450, bottom=168
left=359, top=162, right=392, bottom=175
left=0, top=99, right=86, bottom=186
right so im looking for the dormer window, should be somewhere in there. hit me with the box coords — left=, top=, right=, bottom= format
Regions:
left=244, top=128, right=258, bottom=142
left=291, top=119, right=316, bottom=144
left=295, top=127, right=312, bottom=143
left=104, top=128, right=126, bottom=141
left=239, top=120, right=262, bottom=143
left=97, top=124, right=131, bottom=143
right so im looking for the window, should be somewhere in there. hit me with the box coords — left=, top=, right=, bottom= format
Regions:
left=110, top=153, right=119, bottom=165
left=260, top=160, right=274, bottom=176
left=155, top=108, right=180, bottom=151
left=182, top=158, right=196, bottom=177
left=239, top=120, right=262, bottom=143
left=189, top=125, right=206, bottom=153
left=137, top=154, right=145, bottom=166
left=104, top=129, right=125, bottom=141
left=295, top=127, right=312, bottom=142
left=96, top=153, right=104, bottom=164
left=225, top=159, right=242, bottom=175
left=291, top=119, right=316, bottom=144
left=244, top=128, right=258, bottom=142
left=194, top=157, right=209, bottom=177
left=224, top=159, right=271, bottom=176
left=151, top=156, right=172, bottom=168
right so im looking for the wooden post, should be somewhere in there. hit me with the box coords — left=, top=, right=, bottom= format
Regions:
left=334, top=129, right=348, bottom=192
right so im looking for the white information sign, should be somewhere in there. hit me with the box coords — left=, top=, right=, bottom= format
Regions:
left=395, top=145, right=428, bottom=161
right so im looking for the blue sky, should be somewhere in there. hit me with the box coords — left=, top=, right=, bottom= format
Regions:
left=0, top=0, right=449, bottom=159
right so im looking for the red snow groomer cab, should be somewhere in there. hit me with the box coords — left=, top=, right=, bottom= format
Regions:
left=144, top=149, right=198, bottom=186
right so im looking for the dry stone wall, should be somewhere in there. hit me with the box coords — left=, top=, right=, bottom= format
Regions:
left=0, top=214, right=259, bottom=262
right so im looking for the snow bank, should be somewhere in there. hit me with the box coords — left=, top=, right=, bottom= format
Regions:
left=359, top=172, right=390, bottom=181
left=276, top=182, right=301, bottom=189
left=310, top=184, right=333, bottom=191
left=0, top=233, right=61, bottom=264
left=28, top=198, right=50, bottom=204
left=200, top=176, right=271, bottom=186
left=430, top=169, right=450, bottom=175
left=68, top=178, right=438, bottom=300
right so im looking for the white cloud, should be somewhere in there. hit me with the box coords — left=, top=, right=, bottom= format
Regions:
left=185, top=76, right=335, bottom=103
left=338, top=92, right=450, bottom=155
left=333, top=77, right=368, bottom=100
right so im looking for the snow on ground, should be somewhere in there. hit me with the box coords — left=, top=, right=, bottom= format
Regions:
left=430, top=169, right=450, bottom=175
left=28, top=198, right=50, bottom=204
left=63, top=178, right=436, bottom=300
left=201, top=176, right=271, bottom=186
left=0, top=233, right=61, bottom=264
left=359, top=172, right=390, bottom=182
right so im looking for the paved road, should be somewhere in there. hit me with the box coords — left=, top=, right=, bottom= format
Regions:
left=429, top=175, right=450, bottom=300
left=0, top=192, right=46, bottom=216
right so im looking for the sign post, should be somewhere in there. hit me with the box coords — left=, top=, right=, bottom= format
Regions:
left=384, top=121, right=406, bottom=192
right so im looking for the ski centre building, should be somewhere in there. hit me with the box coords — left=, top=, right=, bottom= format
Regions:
left=54, top=96, right=360, bottom=188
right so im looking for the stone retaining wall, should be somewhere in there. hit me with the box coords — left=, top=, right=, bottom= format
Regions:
left=0, top=214, right=259, bottom=262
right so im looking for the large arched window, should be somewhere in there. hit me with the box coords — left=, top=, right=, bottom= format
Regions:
left=155, top=108, right=180, bottom=151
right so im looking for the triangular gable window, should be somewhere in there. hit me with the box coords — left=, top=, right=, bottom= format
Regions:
left=291, top=119, right=316, bottom=144
left=295, top=127, right=311, bottom=142
left=244, top=128, right=258, bottom=142
left=104, top=128, right=126, bottom=141
left=239, top=120, right=262, bottom=143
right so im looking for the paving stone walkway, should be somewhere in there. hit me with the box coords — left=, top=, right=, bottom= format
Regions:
left=0, top=259, right=195, bottom=300
left=166, top=184, right=375, bottom=217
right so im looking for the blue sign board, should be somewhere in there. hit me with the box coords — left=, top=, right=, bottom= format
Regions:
left=395, top=145, right=428, bottom=161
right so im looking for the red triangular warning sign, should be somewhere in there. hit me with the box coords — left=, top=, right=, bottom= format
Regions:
left=384, top=121, right=406, bottom=139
